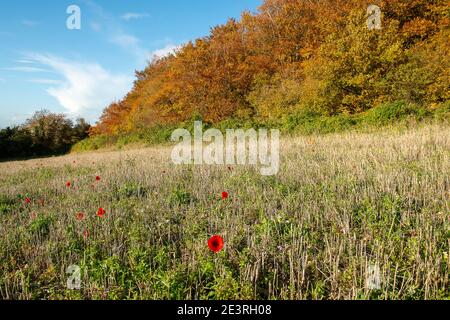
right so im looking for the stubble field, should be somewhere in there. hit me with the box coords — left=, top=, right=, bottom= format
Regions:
left=0, top=124, right=449, bottom=300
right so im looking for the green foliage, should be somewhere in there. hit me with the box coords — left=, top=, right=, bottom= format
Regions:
left=283, top=109, right=359, bottom=134
left=72, top=125, right=178, bottom=152
left=29, top=215, right=53, bottom=237
left=71, top=100, right=449, bottom=151
left=432, top=101, right=450, bottom=121
left=71, top=134, right=116, bottom=152
left=0, top=194, right=16, bottom=215
left=169, top=187, right=194, bottom=206
left=0, top=110, right=90, bottom=160
left=117, top=182, right=148, bottom=199
left=363, top=101, right=430, bottom=125
left=282, top=101, right=443, bottom=135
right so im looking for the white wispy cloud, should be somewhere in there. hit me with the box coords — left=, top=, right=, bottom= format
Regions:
left=150, top=44, right=180, bottom=60
left=27, top=79, right=62, bottom=85
left=15, top=59, right=35, bottom=64
left=85, top=2, right=180, bottom=66
left=121, top=12, right=150, bottom=21
left=26, top=53, right=133, bottom=116
left=110, top=34, right=141, bottom=47
left=90, top=22, right=102, bottom=32
left=5, top=66, right=50, bottom=73
left=109, top=32, right=156, bottom=65
left=21, top=20, right=40, bottom=27
left=84, top=2, right=148, bottom=65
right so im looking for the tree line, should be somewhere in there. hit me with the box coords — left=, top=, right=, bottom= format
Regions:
left=91, top=0, right=449, bottom=136
left=0, top=110, right=90, bottom=160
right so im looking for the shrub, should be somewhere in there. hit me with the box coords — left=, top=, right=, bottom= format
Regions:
left=363, top=101, right=430, bottom=125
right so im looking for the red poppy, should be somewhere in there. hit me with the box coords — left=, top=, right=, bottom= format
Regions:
left=66, top=181, right=72, bottom=188
left=97, top=207, right=106, bottom=218
left=221, top=192, right=229, bottom=200
left=76, top=212, right=85, bottom=221
left=95, top=176, right=101, bottom=181
left=25, top=197, right=31, bottom=204
left=83, top=229, right=89, bottom=239
left=208, top=235, right=224, bottom=253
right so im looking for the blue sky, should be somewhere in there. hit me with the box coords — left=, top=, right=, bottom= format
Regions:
left=0, top=0, right=262, bottom=128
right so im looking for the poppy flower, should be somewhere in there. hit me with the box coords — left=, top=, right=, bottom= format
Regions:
left=97, top=207, right=106, bottom=218
left=76, top=212, right=85, bottom=221
left=95, top=176, right=101, bottom=181
left=66, top=181, right=72, bottom=188
left=221, top=192, right=229, bottom=200
left=208, top=235, right=224, bottom=253
left=83, top=229, right=90, bottom=239
left=25, top=197, right=31, bottom=204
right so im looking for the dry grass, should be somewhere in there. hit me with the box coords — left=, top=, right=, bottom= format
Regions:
left=0, top=124, right=449, bottom=300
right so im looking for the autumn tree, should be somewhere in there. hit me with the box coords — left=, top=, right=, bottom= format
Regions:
left=90, top=0, right=449, bottom=134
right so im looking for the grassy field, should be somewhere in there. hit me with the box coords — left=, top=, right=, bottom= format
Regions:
left=0, top=124, right=449, bottom=300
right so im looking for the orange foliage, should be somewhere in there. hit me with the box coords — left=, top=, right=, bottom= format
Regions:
left=91, top=0, right=449, bottom=135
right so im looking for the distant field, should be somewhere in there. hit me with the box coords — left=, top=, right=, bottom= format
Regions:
left=0, top=124, right=449, bottom=300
